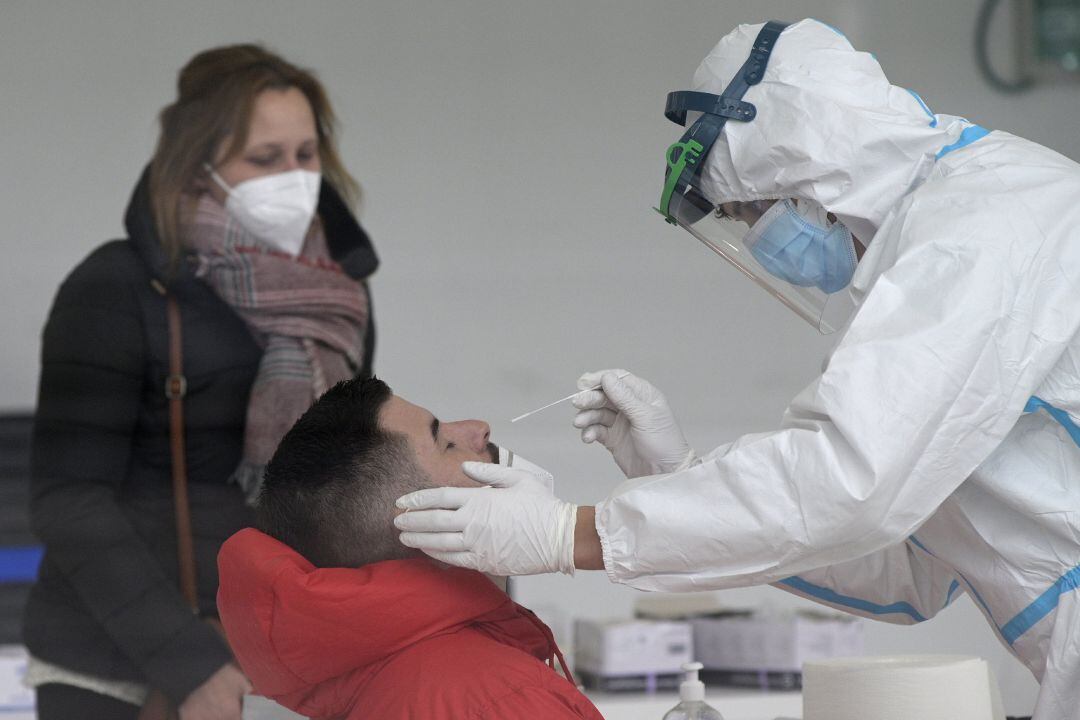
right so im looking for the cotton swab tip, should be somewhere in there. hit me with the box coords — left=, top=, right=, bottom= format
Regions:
left=510, top=371, right=630, bottom=423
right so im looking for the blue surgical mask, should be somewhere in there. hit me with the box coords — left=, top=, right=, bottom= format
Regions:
left=746, top=199, right=857, bottom=294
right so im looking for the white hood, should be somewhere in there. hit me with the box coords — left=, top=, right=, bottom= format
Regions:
left=691, top=19, right=969, bottom=242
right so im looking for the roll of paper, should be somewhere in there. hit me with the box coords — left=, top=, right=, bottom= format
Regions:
left=802, top=655, right=1005, bottom=720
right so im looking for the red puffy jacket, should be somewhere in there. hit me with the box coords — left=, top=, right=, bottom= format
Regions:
left=217, top=528, right=603, bottom=719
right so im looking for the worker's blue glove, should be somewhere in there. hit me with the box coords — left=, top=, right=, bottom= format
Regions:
left=395, top=462, right=577, bottom=576
left=573, top=369, right=697, bottom=478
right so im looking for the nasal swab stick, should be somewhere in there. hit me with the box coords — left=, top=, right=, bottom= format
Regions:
left=510, top=372, right=630, bottom=423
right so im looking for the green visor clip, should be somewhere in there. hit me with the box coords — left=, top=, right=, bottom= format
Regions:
left=655, top=20, right=787, bottom=225
left=658, top=139, right=704, bottom=223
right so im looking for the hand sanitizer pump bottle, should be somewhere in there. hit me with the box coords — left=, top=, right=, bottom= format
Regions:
left=661, top=662, right=724, bottom=720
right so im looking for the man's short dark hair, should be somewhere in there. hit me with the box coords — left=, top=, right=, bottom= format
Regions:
left=258, top=376, right=430, bottom=568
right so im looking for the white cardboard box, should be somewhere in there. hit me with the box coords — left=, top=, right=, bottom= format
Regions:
left=574, top=619, right=693, bottom=677
left=0, top=645, right=33, bottom=712
left=691, top=612, right=862, bottom=673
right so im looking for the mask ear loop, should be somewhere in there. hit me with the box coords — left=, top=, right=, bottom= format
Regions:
left=202, top=162, right=233, bottom=195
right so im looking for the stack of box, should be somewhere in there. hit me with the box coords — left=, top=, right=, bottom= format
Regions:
left=573, top=619, right=693, bottom=692
left=690, top=611, right=863, bottom=689
left=0, top=645, right=33, bottom=713
left=574, top=594, right=864, bottom=693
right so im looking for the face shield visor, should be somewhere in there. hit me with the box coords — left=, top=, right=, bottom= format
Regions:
left=662, top=187, right=857, bottom=333
left=656, top=21, right=856, bottom=334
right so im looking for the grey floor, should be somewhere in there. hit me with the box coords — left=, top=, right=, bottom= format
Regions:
left=244, top=695, right=306, bottom=720
left=0, top=695, right=305, bottom=720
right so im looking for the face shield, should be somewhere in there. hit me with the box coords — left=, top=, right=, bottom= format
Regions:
left=656, top=21, right=857, bottom=334
left=663, top=189, right=857, bottom=332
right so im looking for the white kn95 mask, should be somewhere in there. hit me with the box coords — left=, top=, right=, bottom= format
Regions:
left=205, top=164, right=321, bottom=256
left=496, top=446, right=555, bottom=494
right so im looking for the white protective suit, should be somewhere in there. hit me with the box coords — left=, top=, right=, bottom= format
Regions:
left=596, top=20, right=1080, bottom=718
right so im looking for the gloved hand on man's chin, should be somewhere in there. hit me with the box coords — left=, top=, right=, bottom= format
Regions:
left=395, top=462, right=577, bottom=577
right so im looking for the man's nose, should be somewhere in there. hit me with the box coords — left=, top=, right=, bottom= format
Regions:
left=448, top=420, right=490, bottom=453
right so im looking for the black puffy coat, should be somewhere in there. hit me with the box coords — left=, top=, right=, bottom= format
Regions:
left=22, top=168, right=378, bottom=705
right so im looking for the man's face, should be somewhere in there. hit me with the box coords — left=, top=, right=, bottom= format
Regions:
left=378, top=395, right=497, bottom=488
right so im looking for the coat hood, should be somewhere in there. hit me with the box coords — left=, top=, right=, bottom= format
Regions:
left=123, top=166, right=379, bottom=289
left=217, top=528, right=564, bottom=718
left=690, top=18, right=972, bottom=242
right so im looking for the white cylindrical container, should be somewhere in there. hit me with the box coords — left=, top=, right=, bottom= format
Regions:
left=802, top=655, right=1004, bottom=720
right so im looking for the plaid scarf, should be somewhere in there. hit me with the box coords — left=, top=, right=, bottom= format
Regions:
left=183, top=195, right=369, bottom=503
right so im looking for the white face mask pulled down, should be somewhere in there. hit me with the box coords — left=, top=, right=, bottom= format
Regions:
left=205, top=164, right=321, bottom=256
left=496, top=447, right=555, bottom=494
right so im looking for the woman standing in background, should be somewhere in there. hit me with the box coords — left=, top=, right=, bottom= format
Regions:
left=23, top=45, right=378, bottom=719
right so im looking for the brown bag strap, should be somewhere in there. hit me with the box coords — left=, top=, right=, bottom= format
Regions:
left=164, top=293, right=199, bottom=612
left=140, top=286, right=231, bottom=720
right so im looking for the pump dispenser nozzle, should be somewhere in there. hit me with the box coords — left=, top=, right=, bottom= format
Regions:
left=680, top=662, right=706, bottom=702
left=661, top=661, right=724, bottom=720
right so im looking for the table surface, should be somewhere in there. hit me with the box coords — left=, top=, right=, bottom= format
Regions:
left=0, top=688, right=803, bottom=720
left=587, top=688, right=802, bottom=720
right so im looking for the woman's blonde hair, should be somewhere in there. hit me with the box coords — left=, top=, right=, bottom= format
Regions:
left=149, top=44, right=358, bottom=264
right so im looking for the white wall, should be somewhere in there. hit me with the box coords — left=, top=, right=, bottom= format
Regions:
left=4, top=1, right=1079, bottom=714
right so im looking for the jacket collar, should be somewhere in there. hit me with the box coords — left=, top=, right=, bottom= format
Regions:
left=217, top=529, right=563, bottom=716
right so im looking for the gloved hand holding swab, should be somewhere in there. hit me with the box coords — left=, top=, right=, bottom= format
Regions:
left=511, top=372, right=630, bottom=423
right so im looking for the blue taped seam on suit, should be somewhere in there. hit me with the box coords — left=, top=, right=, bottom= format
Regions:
left=909, top=535, right=1000, bottom=627
left=907, top=534, right=933, bottom=555
left=905, top=89, right=937, bottom=128
left=1025, top=396, right=1080, bottom=448
left=909, top=537, right=965, bottom=611
left=945, top=579, right=961, bottom=607
left=935, top=125, right=991, bottom=159
left=910, top=534, right=1080, bottom=647
left=0, top=545, right=43, bottom=583
left=1000, top=565, right=1080, bottom=645
left=907, top=401, right=1080, bottom=645
left=778, top=575, right=927, bottom=622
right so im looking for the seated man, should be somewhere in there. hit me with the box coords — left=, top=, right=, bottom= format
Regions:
left=217, top=376, right=603, bottom=720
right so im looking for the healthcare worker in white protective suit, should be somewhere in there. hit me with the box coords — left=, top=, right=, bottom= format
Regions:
left=395, top=19, right=1080, bottom=718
